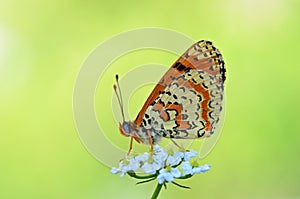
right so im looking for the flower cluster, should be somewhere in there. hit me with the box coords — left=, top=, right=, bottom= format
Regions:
left=110, top=145, right=211, bottom=185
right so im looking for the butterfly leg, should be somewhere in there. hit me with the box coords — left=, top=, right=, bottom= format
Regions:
left=146, top=130, right=154, bottom=152
left=127, top=136, right=134, bottom=155
left=170, top=139, right=183, bottom=149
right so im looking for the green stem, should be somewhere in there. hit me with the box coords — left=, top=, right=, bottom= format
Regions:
left=151, top=183, right=163, bottom=199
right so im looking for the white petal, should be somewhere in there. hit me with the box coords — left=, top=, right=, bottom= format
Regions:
left=110, top=167, right=119, bottom=174
left=171, top=168, right=182, bottom=178
left=164, top=173, right=174, bottom=182
left=157, top=174, right=165, bottom=184
left=184, top=150, right=198, bottom=161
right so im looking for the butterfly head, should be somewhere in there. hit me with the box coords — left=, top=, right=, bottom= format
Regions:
left=119, top=121, right=131, bottom=137
left=119, top=121, right=141, bottom=142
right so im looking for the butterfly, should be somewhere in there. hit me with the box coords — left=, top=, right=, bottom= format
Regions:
left=114, top=40, right=226, bottom=154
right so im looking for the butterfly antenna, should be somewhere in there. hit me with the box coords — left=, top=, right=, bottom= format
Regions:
left=113, top=74, right=125, bottom=122
left=116, top=74, right=124, bottom=107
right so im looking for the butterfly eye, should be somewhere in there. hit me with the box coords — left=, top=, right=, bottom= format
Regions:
left=123, top=122, right=130, bottom=134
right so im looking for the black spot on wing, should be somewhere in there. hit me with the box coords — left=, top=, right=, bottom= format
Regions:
left=176, top=130, right=189, bottom=138
left=192, top=78, right=197, bottom=84
left=195, top=112, right=199, bottom=120
left=208, top=111, right=215, bottom=120
left=196, top=103, right=201, bottom=111
left=182, top=114, right=188, bottom=120
left=206, top=41, right=212, bottom=45
left=197, top=130, right=205, bottom=138
left=173, top=62, right=187, bottom=71
left=202, top=83, right=208, bottom=89
left=162, top=131, right=167, bottom=137
left=167, top=130, right=174, bottom=138
left=208, top=100, right=214, bottom=108
left=197, top=94, right=202, bottom=102
left=191, top=121, right=197, bottom=129
left=179, top=86, right=186, bottom=92
left=199, top=121, right=205, bottom=130
left=210, top=90, right=216, bottom=98
left=189, top=89, right=196, bottom=95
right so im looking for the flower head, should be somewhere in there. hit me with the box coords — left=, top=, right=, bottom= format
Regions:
left=111, top=145, right=211, bottom=184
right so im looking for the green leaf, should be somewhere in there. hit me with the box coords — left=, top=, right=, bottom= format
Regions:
left=163, top=183, right=167, bottom=190
left=136, top=177, right=156, bottom=185
left=127, top=171, right=157, bottom=179
left=177, top=174, right=193, bottom=179
left=171, top=181, right=191, bottom=189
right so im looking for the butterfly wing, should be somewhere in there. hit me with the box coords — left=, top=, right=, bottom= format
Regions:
left=134, top=40, right=225, bottom=140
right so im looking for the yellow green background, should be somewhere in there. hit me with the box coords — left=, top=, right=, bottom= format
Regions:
left=1, top=0, right=300, bottom=198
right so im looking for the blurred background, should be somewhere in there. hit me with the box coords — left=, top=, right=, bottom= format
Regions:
left=1, top=0, right=300, bottom=198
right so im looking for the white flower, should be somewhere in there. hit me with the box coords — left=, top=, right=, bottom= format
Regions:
left=181, top=160, right=211, bottom=175
left=134, top=152, right=149, bottom=163
left=153, top=145, right=168, bottom=165
left=183, top=150, right=198, bottom=161
left=110, top=156, right=141, bottom=177
left=110, top=167, right=120, bottom=174
left=141, top=161, right=161, bottom=174
left=140, top=146, right=168, bottom=174
left=157, top=166, right=182, bottom=184
left=166, top=151, right=184, bottom=166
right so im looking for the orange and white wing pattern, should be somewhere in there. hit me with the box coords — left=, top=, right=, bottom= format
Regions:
left=134, top=40, right=225, bottom=142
